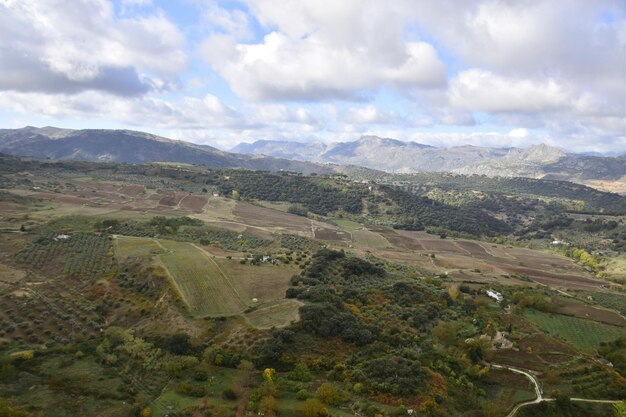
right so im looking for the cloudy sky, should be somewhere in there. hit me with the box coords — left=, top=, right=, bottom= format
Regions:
left=1, top=0, right=626, bottom=153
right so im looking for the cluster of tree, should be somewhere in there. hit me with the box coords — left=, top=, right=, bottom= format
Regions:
left=581, top=219, right=619, bottom=232
left=287, top=204, right=309, bottom=217
left=148, top=216, right=203, bottom=233
left=380, top=185, right=511, bottom=236
left=598, top=337, right=626, bottom=377
left=105, top=216, right=271, bottom=250
left=204, top=171, right=367, bottom=215
left=385, top=172, right=626, bottom=214
left=510, top=290, right=554, bottom=312
left=564, top=247, right=602, bottom=271
left=299, top=302, right=378, bottom=346
left=517, top=397, right=618, bottom=417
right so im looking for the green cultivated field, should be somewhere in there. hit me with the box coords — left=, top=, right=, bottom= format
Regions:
left=159, top=240, right=247, bottom=317
left=351, top=229, right=391, bottom=248
left=114, top=236, right=163, bottom=259
left=332, top=218, right=363, bottom=230
left=524, top=310, right=626, bottom=352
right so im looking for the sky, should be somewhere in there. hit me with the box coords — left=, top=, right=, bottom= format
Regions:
left=1, top=0, right=626, bottom=153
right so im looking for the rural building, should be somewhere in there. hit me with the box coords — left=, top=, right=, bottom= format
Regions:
left=486, top=289, right=503, bottom=303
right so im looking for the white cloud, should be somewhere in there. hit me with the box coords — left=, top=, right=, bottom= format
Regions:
left=449, top=70, right=574, bottom=113
left=343, top=105, right=401, bottom=125
left=0, top=0, right=186, bottom=96
left=0, top=90, right=242, bottom=129
left=508, top=128, right=530, bottom=139
left=201, top=2, right=252, bottom=40
left=1, top=0, right=626, bottom=154
left=199, top=0, right=446, bottom=101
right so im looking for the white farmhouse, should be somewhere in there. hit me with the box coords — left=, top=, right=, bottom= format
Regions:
left=486, top=289, right=503, bottom=303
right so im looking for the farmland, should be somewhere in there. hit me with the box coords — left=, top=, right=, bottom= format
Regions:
left=1, top=155, right=626, bottom=417
left=523, top=309, right=626, bottom=352
left=113, top=236, right=298, bottom=319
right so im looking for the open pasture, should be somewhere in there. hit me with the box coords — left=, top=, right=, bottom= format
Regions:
left=523, top=310, right=626, bottom=352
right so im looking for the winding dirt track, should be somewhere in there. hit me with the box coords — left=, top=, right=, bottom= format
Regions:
left=490, top=363, right=623, bottom=417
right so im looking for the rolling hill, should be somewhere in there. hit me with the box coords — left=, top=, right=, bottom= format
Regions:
left=0, top=126, right=334, bottom=174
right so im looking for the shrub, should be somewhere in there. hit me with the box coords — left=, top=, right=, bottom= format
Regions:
left=223, top=388, right=238, bottom=400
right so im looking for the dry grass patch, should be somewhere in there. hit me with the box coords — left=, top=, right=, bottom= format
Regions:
left=245, top=299, right=302, bottom=329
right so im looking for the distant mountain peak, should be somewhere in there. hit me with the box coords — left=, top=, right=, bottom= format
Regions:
left=356, top=135, right=431, bottom=149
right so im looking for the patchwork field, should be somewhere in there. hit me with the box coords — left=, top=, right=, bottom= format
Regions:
left=523, top=310, right=626, bottom=352
left=340, top=228, right=608, bottom=291
left=233, top=202, right=313, bottom=233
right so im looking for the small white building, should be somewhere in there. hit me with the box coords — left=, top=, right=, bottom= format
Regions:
left=486, top=289, right=503, bottom=303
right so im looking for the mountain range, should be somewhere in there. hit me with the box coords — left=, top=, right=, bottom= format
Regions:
left=0, top=126, right=334, bottom=175
left=233, top=136, right=626, bottom=182
left=1, top=127, right=625, bottom=186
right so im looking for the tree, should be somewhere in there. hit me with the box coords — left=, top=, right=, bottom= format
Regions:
left=301, top=398, right=328, bottom=417
left=316, top=383, right=338, bottom=405
left=238, top=360, right=256, bottom=387
left=287, top=204, right=308, bottom=217
left=259, top=396, right=278, bottom=417
left=0, top=399, right=34, bottom=417
left=263, top=368, right=276, bottom=383
left=165, top=333, right=191, bottom=355
left=289, top=362, right=312, bottom=382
